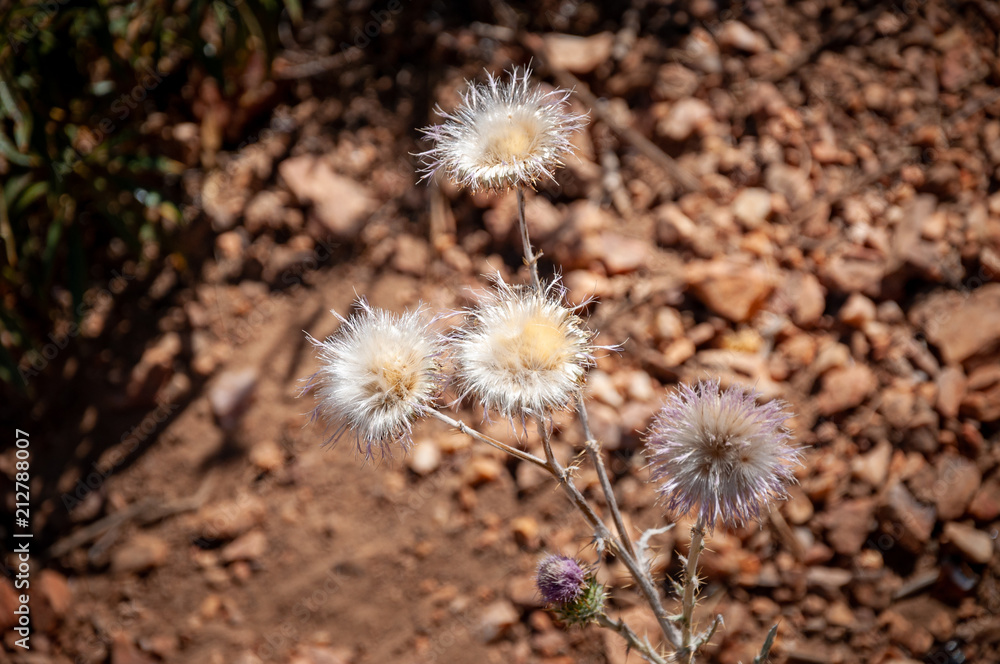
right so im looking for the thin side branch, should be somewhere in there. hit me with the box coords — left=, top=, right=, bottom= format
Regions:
left=429, top=410, right=547, bottom=469
left=596, top=614, right=668, bottom=664
left=578, top=393, right=638, bottom=562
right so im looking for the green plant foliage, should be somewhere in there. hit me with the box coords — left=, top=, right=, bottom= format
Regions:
left=0, top=0, right=294, bottom=393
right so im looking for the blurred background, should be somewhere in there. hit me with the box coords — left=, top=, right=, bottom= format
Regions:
left=1, top=0, right=999, bottom=662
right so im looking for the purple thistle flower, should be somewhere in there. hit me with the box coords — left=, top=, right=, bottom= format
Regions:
left=536, top=555, right=587, bottom=605
left=645, top=379, right=801, bottom=530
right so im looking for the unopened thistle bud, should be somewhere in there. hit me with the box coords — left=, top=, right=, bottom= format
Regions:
left=645, top=379, right=801, bottom=530
left=536, top=554, right=606, bottom=626
left=418, top=66, right=588, bottom=193
left=450, top=277, right=596, bottom=423
left=302, top=301, right=446, bottom=460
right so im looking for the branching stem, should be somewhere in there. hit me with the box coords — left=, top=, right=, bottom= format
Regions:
left=428, top=410, right=547, bottom=469
left=596, top=614, right=668, bottom=664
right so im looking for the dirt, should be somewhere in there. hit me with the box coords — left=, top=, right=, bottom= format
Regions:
left=3, top=1, right=1000, bottom=663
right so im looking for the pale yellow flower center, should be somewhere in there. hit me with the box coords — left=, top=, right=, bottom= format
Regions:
left=482, top=115, right=541, bottom=164
left=498, top=313, right=569, bottom=372
left=369, top=353, right=420, bottom=403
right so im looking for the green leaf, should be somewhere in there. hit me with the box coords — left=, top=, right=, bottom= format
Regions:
left=11, top=181, right=48, bottom=216
left=283, top=0, right=302, bottom=23
left=0, top=342, right=28, bottom=394
left=0, top=130, right=35, bottom=167
left=42, top=218, right=64, bottom=286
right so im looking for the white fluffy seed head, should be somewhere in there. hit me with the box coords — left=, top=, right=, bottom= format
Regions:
left=418, top=66, right=588, bottom=193
left=451, top=277, right=596, bottom=423
left=302, top=302, right=445, bottom=459
left=645, top=379, right=802, bottom=530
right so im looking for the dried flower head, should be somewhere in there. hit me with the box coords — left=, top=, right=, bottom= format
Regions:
left=451, top=277, right=596, bottom=422
left=536, top=554, right=587, bottom=605
left=302, top=301, right=446, bottom=459
left=645, top=379, right=800, bottom=529
left=418, top=66, right=588, bottom=193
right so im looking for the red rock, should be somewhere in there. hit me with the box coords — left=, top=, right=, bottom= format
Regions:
left=766, top=162, right=813, bottom=208
left=805, top=566, right=852, bottom=590
left=717, top=21, right=770, bottom=53
left=111, top=534, right=170, bottom=573
left=686, top=259, right=776, bottom=322
left=659, top=98, right=713, bottom=141
left=819, top=248, right=885, bottom=297
left=968, top=476, right=1000, bottom=520
left=126, top=332, right=181, bottom=404
left=249, top=439, right=284, bottom=472
left=784, top=486, right=815, bottom=525
left=894, top=597, right=955, bottom=642
left=828, top=601, right=856, bottom=628
left=936, top=366, right=967, bottom=418
left=880, top=382, right=916, bottom=429
left=879, top=609, right=934, bottom=655
left=279, top=155, right=375, bottom=238
left=851, top=440, right=893, bottom=487
left=910, top=284, right=1000, bottom=364
left=931, top=455, right=981, bottom=520
left=823, top=498, right=876, bottom=555
left=581, top=231, right=650, bottom=275
left=406, top=439, right=441, bottom=476
left=785, top=271, right=826, bottom=328
left=732, top=188, right=772, bottom=228
left=197, top=495, right=267, bottom=540
left=960, top=364, right=1000, bottom=421
left=477, top=600, right=519, bottom=642
left=942, top=522, right=994, bottom=564
left=244, top=189, right=298, bottom=234
left=220, top=530, right=268, bottom=563
left=542, top=32, right=614, bottom=74
left=209, top=368, right=258, bottom=431
left=816, top=364, right=877, bottom=415
left=879, top=483, right=936, bottom=553
left=839, top=292, right=877, bottom=327
left=391, top=234, right=431, bottom=277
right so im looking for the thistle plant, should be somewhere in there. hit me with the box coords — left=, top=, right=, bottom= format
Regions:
left=303, top=66, right=801, bottom=663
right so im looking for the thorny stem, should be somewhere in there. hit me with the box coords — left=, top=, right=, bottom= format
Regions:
left=428, top=410, right=547, bottom=469
left=516, top=186, right=541, bottom=292
left=577, top=393, right=638, bottom=563
left=505, top=197, right=683, bottom=652
left=679, top=517, right=708, bottom=663
left=536, top=419, right=683, bottom=650
left=535, top=419, right=605, bottom=532
left=596, top=614, right=668, bottom=664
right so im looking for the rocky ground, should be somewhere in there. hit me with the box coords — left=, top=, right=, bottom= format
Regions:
left=3, top=0, right=1000, bottom=663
